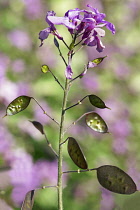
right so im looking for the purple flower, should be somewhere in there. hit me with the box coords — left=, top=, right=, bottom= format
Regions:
left=65, top=65, right=73, bottom=79
left=39, top=11, right=63, bottom=46
left=39, top=4, right=115, bottom=51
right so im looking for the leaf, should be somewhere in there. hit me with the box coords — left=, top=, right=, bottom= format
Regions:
left=5, top=96, right=31, bottom=116
left=21, top=190, right=35, bottom=210
left=41, top=65, right=50, bottom=73
left=67, top=137, right=88, bottom=169
left=88, top=94, right=110, bottom=109
left=29, top=121, right=44, bottom=135
left=97, top=165, right=137, bottom=194
left=86, top=112, right=108, bottom=133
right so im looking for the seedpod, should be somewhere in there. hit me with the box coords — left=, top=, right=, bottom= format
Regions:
left=67, top=137, right=88, bottom=169
left=88, top=94, right=110, bottom=109
left=30, top=121, right=44, bottom=135
left=21, top=190, right=35, bottom=210
left=5, top=95, right=31, bottom=116
left=97, top=165, right=137, bottom=194
left=86, top=112, right=108, bottom=133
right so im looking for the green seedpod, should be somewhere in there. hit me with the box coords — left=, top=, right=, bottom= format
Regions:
left=5, top=95, right=31, bottom=116
left=97, top=165, right=137, bottom=195
left=21, top=190, right=35, bottom=210
left=41, top=64, right=50, bottom=73
left=67, top=137, right=88, bottom=169
left=92, top=56, right=107, bottom=65
left=88, top=94, right=110, bottom=109
left=30, top=121, right=44, bottom=135
left=54, top=37, right=59, bottom=48
left=86, top=112, right=108, bottom=133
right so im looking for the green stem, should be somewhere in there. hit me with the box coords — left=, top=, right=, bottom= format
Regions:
left=63, top=167, right=98, bottom=174
left=57, top=78, right=69, bottom=210
left=65, top=95, right=88, bottom=112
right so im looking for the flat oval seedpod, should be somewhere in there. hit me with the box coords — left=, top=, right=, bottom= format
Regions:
left=21, top=190, right=35, bottom=210
left=97, top=165, right=137, bottom=195
left=67, top=137, right=88, bottom=169
left=5, top=95, right=31, bottom=116
left=29, top=121, right=44, bottom=135
left=88, top=94, right=110, bottom=109
left=86, top=112, right=108, bottom=133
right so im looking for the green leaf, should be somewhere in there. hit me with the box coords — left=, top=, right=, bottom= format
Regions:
left=97, top=165, right=137, bottom=194
left=29, top=121, right=44, bottom=135
left=67, top=137, right=88, bottom=169
left=88, top=94, right=110, bottom=109
left=41, top=65, right=50, bottom=73
left=21, top=190, right=35, bottom=210
left=5, top=96, right=31, bottom=116
left=86, top=112, right=108, bottom=133
left=92, top=56, right=107, bottom=65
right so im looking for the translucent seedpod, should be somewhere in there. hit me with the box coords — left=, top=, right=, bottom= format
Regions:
left=4, top=95, right=31, bottom=116
left=86, top=112, right=108, bottom=133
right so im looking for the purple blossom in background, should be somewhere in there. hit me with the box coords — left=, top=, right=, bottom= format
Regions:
left=0, top=125, right=14, bottom=158
left=81, top=72, right=99, bottom=92
left=113, top=61, right=130, bottom=79
left=9, top=149, right=39, bottom=205
left=0, top=79, right=18, bottom=103
left=0, top=54, right=10, bottom=79
left=112, top=119, right=131, bottom=138
left=11, top=59, right=25, bottom=73
left=100, top=188, right=115, bottom=210
left=127, top=159, right=140, bottom=190
left=112, top=137, right=128, bottom=155
left=37, top=44, right=57, bottom=67
left=17, top=82, right=30, bottom=96
left=22, top=0, right=43, bottom=19
left=8, top=30, right=32, bottom=51
left=34, top=160, right=58, bottom=185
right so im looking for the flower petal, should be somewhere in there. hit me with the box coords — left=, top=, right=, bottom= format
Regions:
left=105, top=21, right=116, bottom=34
left=48, top=16, right=76, bottom=29
left=65, top=65, right=73, bottom=79
left=96, top=36, right=105, bottom=52
left=94, top=28, right=105, bottom=37
left=38, top=28, right=51, bottom=46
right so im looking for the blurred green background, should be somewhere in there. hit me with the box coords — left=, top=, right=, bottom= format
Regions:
left=0, top=0, right=140, bottom=209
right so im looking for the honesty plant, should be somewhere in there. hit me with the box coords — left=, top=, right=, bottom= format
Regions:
left=4, top=4, right=138, bottom=210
